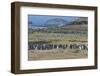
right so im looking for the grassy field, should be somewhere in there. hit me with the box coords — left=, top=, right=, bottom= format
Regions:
left=28, top=49, right=88, bottom=60
left=28, top=25, right=88, bottom=60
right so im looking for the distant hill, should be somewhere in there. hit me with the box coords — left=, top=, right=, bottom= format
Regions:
left=44, top=18, right=67, bottom=28
left=28, top=17, right=88, bottom=30
left=62, top=24, right=87, bottom=30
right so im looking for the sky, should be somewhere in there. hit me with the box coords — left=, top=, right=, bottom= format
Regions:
left=28, top=15, right=80, bottom=26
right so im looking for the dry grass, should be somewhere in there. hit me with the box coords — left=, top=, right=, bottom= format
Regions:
left=28, top=49, right=88, bottom=60
left=28, top=29, right=88, bottom=60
